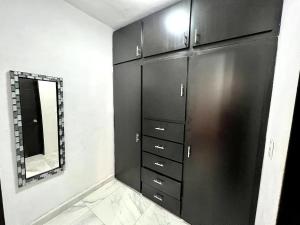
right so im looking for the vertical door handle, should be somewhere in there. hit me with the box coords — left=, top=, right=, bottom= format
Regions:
left=180, top=84, right=184, bottom=97
left=136, top=46, right=141, bottom=57
left=187, top=146, right=191, bottom=158
left=194, top=29, right=200, bottom=44
left=135, top=133, right=140, bottom=143
left=184, top=32, right=188, bottom=47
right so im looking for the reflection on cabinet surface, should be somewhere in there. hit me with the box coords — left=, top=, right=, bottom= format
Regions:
left=113, top=22, right=142, bottom=64
left=182, top=38, right=277, bottom=225
left=143, top=0, right=191, bottom=57
left=192, top=0, right=283, bottom=46
left=114, top=61, right=141, bottom=191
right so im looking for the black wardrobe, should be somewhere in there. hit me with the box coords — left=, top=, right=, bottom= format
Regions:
left=113, top=0, right=283, bottom=224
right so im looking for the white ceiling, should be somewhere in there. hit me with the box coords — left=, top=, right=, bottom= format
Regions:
left=65, top=0, right=180, bottom=30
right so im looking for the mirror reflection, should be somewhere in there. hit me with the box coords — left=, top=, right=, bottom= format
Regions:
left=19, top=78, right=59, bottom=178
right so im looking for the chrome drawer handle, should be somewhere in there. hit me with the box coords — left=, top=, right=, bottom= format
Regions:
left=154, top=162, right=164, bottom=167
left=153, top=179, right=163, bottom=185
left=153, top=194, right=163, bottom=202
left=154, top=145, right=164, bottom=150
left=155, top=127, right=165, bottom=131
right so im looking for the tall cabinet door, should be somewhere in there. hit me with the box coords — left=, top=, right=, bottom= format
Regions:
left=192, top=0, right=282, bottom=46
left=182, top=38, right=277, bottom=225
left=114, top=61, right=141, bottom=191
left=143, top=0, right=191, bottom=57
left=143, top=57, right=187, bottom=123
left=113, top=22, right=142, bottom=64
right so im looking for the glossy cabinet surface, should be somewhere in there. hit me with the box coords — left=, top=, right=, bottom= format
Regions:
left=192, top=0, right=282, bottom=46
left=143, top=152, right=183, bottom=181
left=143, top=0, right=191, bottom=57
left=114, top=61, right=141, bottom=191
left=142, top=183, right=181, bottom=216
left=142, top=136, right=183, bottom=163
left=143, top=57, right=187, bottom=123
left=182, top=38, right=277, bottom=225
left=143, top=120, right=185, bottom=143
left=113, top=21, right=142, bottom=64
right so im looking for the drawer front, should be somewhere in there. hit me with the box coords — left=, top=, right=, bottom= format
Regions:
left=142, top=168, right=181, bottom=199
left=142, top=183, right=181, bottom=216
left=143, top=152, right=182, bottom=181
left=143, top=136, right=183, bottom=162
left=143, top=120, right=184, bottom=143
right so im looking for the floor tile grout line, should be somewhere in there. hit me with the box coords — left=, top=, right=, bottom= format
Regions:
left=86, top=206, right=106, bottom=225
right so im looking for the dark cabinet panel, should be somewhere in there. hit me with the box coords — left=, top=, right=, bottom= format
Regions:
left=143, top=120, right=185, bottom=143
left=143, top=136, right=183, bottom=163
left=114, top=61, right=141, bottom=191
left=113, top=22, right=142, bottom=64
left=143, top=0, right=191, bottom=57
left=0, top=183, right=4, bottom=225
left=143, top=152, right=182, bottom=181
left=182, top=38, right=277, bottom=225
left=142, top=183, right=181, bottom=216
left=192, top=0, right=282, bottom=46
left=142, top=168, right=181, bottom=199
left=143, top=57, right=187, bottom=123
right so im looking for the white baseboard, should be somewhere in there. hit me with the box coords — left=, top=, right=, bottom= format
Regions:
left=31, top=175, right=114, bottom=225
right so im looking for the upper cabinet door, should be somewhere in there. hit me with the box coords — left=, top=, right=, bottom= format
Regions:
left=113, top=22, right=142, bottom=64
left=143, top=57, right=187, bottom=123
left=192, top=0, right=283, bottom=46
left=143, top=0, right=191, bottom=57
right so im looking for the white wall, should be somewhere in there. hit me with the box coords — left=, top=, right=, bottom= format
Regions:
left=0, top=1, right=114, bottom=225
left=255, top=0, right=300, bottom=224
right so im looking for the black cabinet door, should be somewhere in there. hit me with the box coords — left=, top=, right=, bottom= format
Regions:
left=192, top=0, right=282, bottom=46
left=143, top=57, right=187, bottom=123
left=0, top=183, right=4, bottom=225
left=113, top=22, right=142, bottom=64
left=114, top=61, right=141, bottom=191
left=143, top=0, right=191, bottom=57
left=182, top=38, right=277, bottom=225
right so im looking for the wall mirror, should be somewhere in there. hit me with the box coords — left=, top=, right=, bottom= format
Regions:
left=9, top=71, right=65, bottom=188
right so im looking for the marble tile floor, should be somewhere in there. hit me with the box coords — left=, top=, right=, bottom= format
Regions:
left=44, top=179, right=190, bottom=225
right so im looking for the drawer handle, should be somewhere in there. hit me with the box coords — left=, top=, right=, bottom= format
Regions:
left=153, top=179, right=163, bottom=185
left=155, top=127, right=165, bottom=131
left=154, top=162, right=164, bottom=167
left=154, top=145, right=165, bottom=150
left=153, top=194, right=163, bottom=202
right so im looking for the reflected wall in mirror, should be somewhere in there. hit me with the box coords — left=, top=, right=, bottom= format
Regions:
left=10, top=71, right=65, bottom=188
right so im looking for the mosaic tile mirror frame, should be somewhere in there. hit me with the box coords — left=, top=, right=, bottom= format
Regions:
left=9, top=71, right=65, bottom=188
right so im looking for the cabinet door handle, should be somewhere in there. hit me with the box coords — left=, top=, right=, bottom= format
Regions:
left=153, top=179, right=163, bottom=185
left=136, top=46, right=141, bottom=57
left=194, top=29, right=200, bottom=44
left=155, top=127, right=165, bottom=131
left=153, top=194, right=163, bottom=202
left=180, top=83, right=184, bottom=97
left=154, top=145, right=164, bottom=150
left=135, top=133, right=140, bottom=143
left=187, top=146, right=191, bottom=158
left=184, top=32, right=188, bottom=47
left=154, top=162, right=164, bottom=167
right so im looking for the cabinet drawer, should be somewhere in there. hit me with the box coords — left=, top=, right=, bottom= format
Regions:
left=143, top=152, right=182, bottom=181
left=143, top=120, right=184, bottom=143
left=142, top=168, right=181, bottom=199
left=143, top=136, right=183, bottom=162
left=142, top=183, right=181, bottom=216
